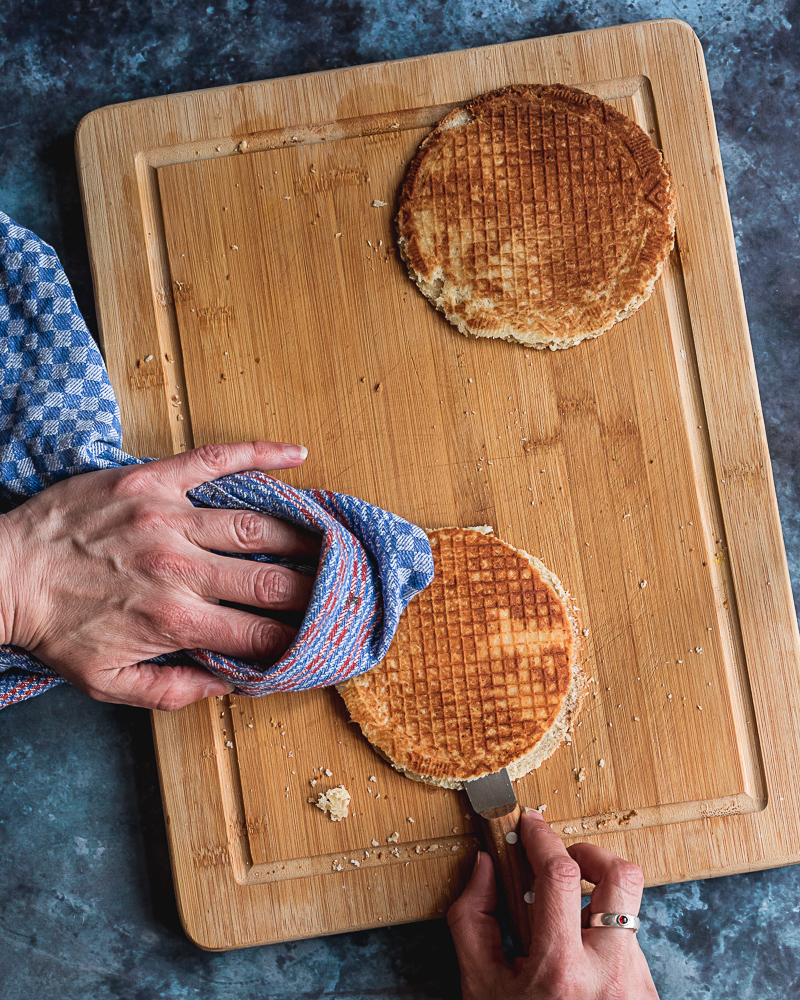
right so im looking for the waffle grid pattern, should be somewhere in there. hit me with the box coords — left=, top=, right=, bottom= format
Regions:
left=435, top=102, right=638, bottom=310
left=399, top=84, right=675, bottom=345
left=348, top=529, right=574, bottom=779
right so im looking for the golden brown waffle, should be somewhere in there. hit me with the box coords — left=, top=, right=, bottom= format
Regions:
left=396, top=84, right=676, bottom=350
left=338, top=528, right=583, bottom=787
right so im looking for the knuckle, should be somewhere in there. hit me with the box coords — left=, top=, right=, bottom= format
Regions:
left=446, top=898, right=468, bottom=930
left=128, top=505, right=169, bottom=534
left=152, top=690, right=189, bottom=712
left=108, top=467, right=151, bottom=500
left=193, top=443, right=231, bottom=478
left=610, top=859, right=645, bottom=893
left=253, top=567, right=292, bottom=606
left=133, top=670, right=191, bottom=712
left=254, top=619, right=292, bottom=661
left=148, top=602, right=195, bottom=642
left=251, top=440, right=279, bottom=462
left=138, top=549, right=186, bottom=582
left=231, top=511, right=270, bottom=547
left=541, top=856, right=581, bottom=887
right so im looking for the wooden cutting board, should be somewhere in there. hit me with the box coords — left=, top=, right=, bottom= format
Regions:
left=76, top=18, right=800, bottom=950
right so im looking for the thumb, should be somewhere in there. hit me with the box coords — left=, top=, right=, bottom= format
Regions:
left=97, top=662, right=234, bottom=710
left=448, top=852, right=511, bottom=986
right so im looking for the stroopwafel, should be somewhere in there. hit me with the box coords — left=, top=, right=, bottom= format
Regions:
left=338, top=527, right=583, bottom=788
left=396, top=84, right=676, bottom=350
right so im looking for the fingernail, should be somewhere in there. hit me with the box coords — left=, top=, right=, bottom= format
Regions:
left=473, top=852, right=482, bottom=873
left=524, top=808, right=545, bottom=820
left=205, top=681, right=234, bottom=698
left=286, top=444, right=308, bottom=461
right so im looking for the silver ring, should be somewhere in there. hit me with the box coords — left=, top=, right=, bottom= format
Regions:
left=588, top=912, right=640, bottom=931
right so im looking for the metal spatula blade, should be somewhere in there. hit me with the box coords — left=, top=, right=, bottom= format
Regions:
left=464, top=768, right=517, bottom=814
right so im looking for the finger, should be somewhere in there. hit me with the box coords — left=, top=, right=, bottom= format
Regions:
left=144, top=441, right=307, bottom=495
left=85, top=663, right=234, bottom=711
left=187, top=602, right=297, bottom=662
left=520, top=809, right=583, bottom=953
left=194, top=553, right=315, bottom=611
left=448, top=852, right=512, bottom=981
left=568, top=843, right=644, bottom=922
left=181, top=508, right=321, bottom=559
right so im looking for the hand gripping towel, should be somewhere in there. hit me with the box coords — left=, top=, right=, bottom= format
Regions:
left=0, top=211, right=434, bottom=708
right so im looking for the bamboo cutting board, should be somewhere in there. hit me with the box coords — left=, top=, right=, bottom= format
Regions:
left=76, top=19, right=800, bottom=950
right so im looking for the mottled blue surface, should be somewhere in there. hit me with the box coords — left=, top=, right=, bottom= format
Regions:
left=1, top=2, right=799, bottom=998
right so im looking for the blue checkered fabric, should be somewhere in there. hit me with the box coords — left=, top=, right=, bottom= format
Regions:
left=0, top=211, right=433, bottom=708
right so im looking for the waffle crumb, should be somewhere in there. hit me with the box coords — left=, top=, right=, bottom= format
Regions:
left=314, top=786, right=351, bottom=821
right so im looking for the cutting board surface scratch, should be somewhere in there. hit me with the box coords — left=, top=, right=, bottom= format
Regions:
left=77, top=19, right=800, bottom=950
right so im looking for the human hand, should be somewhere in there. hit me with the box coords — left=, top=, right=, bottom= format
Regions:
left=448, top=810, right=659, bottom=999
left=0, top=441, right=319, bottom=710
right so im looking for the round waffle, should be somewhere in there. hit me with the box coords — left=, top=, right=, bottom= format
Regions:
left=337, top=527, right=583, bottom=788
left=396, top=84, right=676, bottom=350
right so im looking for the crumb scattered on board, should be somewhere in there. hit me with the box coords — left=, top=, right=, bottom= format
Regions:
left=314, top=786, right=351, bottom=821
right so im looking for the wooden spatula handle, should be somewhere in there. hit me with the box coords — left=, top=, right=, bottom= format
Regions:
left=480, top=803, right=535, bottom=954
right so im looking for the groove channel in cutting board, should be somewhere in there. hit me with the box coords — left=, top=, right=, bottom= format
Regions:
left=155, top=78, right=764, bottom=874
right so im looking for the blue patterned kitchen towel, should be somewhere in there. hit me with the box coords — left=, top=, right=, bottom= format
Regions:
left=0, top=210, right=433, bottom=708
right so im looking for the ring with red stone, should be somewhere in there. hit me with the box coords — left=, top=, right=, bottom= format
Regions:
left=588, top=912, right=641, bottom=932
